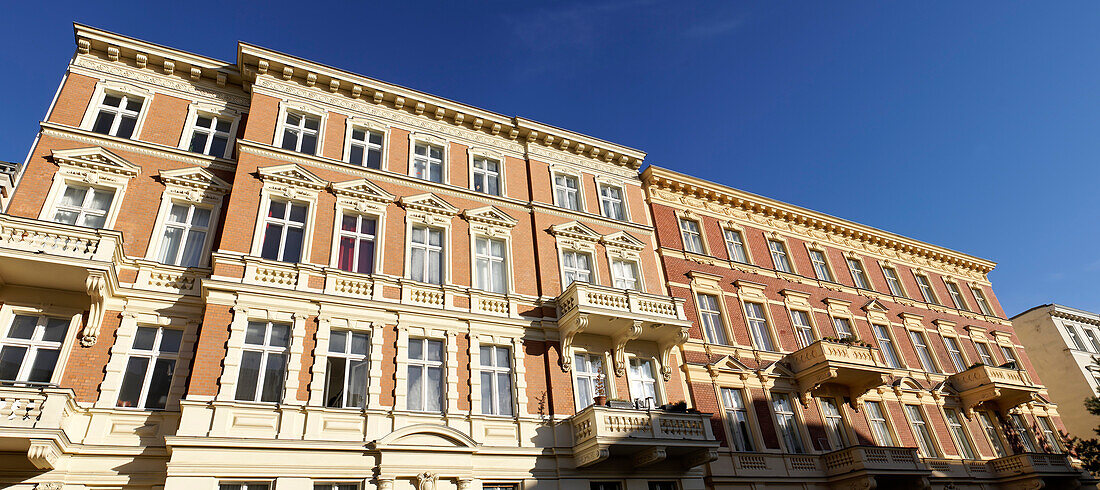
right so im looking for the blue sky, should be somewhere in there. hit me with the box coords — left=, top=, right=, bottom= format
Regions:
left=1, top=1, right=1097, bottom=316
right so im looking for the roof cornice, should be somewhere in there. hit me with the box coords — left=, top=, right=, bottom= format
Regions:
left=642, top=165, right=997, bottom=275
left=74, top=24, right=242, bottom=87
left=1050, top=304, right=1100, bottom=326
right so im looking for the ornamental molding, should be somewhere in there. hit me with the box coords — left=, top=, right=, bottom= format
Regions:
left=527, top=143, right=638, bottom=179
left=72, top=54, right=250, bottom=108
left=40, top=123, right=236, bottom=172
left=646, top=184, right=991, bottom=284
left=601, top=230, right=646, bottom=252
left=549, top=221, right=601, bottom=243
left=52, top=146, right=139, bottom=187
left=330, top=178, right=396, bottom=203
left=400, top=193, right=460, bottom=216
left=257, top=163, right=327, bottom=190
left=159, top=167, right=231, bottom=205
left=253, top=76, right=526, bottom=156
left=464, top=206, right=517, bottom=238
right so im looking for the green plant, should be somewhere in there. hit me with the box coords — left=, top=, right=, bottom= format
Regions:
left=1062, top=396, right=1100, bottom=474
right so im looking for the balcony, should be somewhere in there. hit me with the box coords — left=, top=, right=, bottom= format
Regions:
left=947, top=364, right=1041, bottom=412
left=0, top=213, right=123, bottom=291
left=0, top=385, right=78, bottom=469
left=822, top=446, right=930, bottom=487
left=557, top=282, right=692, bottom=378
left=566, top=405, right=718, bottom=468
left=784, top=340, right=892, bottom=404
left=987, top=453, right=1092, bottom=487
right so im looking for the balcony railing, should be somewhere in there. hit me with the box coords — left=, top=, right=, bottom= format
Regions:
left=566, top=405, right=718, bottom=468
left=0, top=384, right=78, bottom=470
left=0, top=213, right=123, bottom=264
left=557, top=281, right=687, bottom=323
left=987, top=453, right=1077, bottom=477
left=822, top=446, right=929, bottom=477
left=948, top=364, right=1041, bottom=412
left=785, top=340, right=892, bottom=402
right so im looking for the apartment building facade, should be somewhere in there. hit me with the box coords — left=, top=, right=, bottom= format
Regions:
left=1012, top=304, right=1100, bottom=439
left=0, top=23, right=1090, bottom=490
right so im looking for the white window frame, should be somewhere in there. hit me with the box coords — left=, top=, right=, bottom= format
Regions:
left=832, top=316, right=856, bottom=340
left=324, top=329, right=370, bottom=409
left=744, top=301, right=776, bottom=352
left=408, top=224, right=446, bottom=285
left=1009, top=413, right=1038, bottom=452
left=0, top=308, right=80, bottom=385
left=720, top=387, right=756, bottom=452
left=469, top=149, right=505, bottom=197
left=115, top=326, right=182, bottom=410
left=767, top=238, right=793, bottom=273
left=597, top=182, right=628, bottom=221
left=234, top=320, right=291, bottom=404
left=1037, top=416, right=1062, bottom=453
left=560, top=249, right=595, bottom=287
left=473, top=235, right=508, bottom=294
left=914, top=273, right=939, bottom=305
left=977, top=410, right=1007, bottom=457
left=611, top=258, right=641, bottom=291
left=178, top=103, right=240, bottom=159
left=971, top=286, right=994, bottom=315
left=909, top=330, right=940, bottom=374
left=680, top=218, right=705, bottom=254
left=974, top=341, right=996, bottom=366
left=627, top=356, right=659, bottom=408
left=573, top=351, right=607, bottom=410
left=846, top=257, right=871, bottom=290
left=790, top=309, right=816, bottom=349
left=479, top=344, right=514, bottom=416
left=872, top=324, right=903, bottom=369
left=905, top=404, right=940, bottom=457
left=771, top=392, right=806, bottom=453
left=945, top=280, right=970, bottom=311
left=153, top=201, right=216, bottom=268
left=80, top=81, right=153, bottom=140
left=864, top=400, right=896, bottom=446
left=808, top=248, right=834, bottom=282
left=250, top=165, right=324, bottom=264
left=881, top=264, right=907, bottom=297
left=819, top=396, right=850, bottom=450
left=944, top=407, right=978, bottom=459
left=1066, top=323, right=1089, bottom=352
left=146, top=167, right=229, bottom=269
left=409, top=133, right=448, bottom=184
left=1085, top=328, right=1100, bottom=353
left=406, top=337, right=445, bottom=413
left=48, top=183, right=117, bottom=229
left=722, top=227, right=750, bottom=263
left=39, top=148, right=139, bottom=232
left=696, top=293, right=728, bottom=345
left=275, top=102, right=325, bottom=156
left=219, top=482, right=272, bottom=490
left=343, top=117, right=388, bottom=170
left=943, top=336, right=968, bottom=372
left=258, top=198, right=311, bottom=263
left=553, top=170, right=583, bottom=212
left=334, top=211, right=381, bottom=275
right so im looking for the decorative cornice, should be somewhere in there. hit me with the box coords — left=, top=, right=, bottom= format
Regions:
left=1049, top=305, right=1100, bottom=326
left=40, top=122, right=236, bottom=172
left=72, top=54, right=248, bottom=108
left=643, top=165, right=996, bottom=280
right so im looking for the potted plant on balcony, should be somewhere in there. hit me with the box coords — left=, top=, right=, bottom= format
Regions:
left=607, top=398, right=633, bottom=409
left=593, top=364, right=607, bottom=407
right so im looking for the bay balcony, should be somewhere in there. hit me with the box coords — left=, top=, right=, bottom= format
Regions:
left=567, top=405, right=718, bottom=468
left=784, top=339, right=893, bottom=405
left=947, top=364, right=1041, bottom=412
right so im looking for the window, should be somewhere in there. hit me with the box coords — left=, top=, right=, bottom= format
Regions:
left=679, top=219, right=704, bottom=254
left=407, top=338, right=444, bottom=412
left=833, top=317, right=855, bottom=340
left=1086, top=329, right=1100, bottom=353
left=260, top=199, right=308, bottom=263
left=999, top=344, right=1019, bottom=367
left=480, top=345, right=513, bottom=416
left=721, top=387, right=754, bottom=451
left=974, top=341, right=996, bottom=366
left=599, top=184, right=626, bottom=220
left=1037, top=416, right=1062, bottom=453
left=647, top=482, right=675, bottom=490
left=474, top=237, right=507, bottom=293
left=409, top=225, right=444, bottom=284
left=279, top=111, right=320, bottom=154
left=1010, top=413, right=1037, bottom=452
left=1067, top=324, right=1089, bottom=352
left=611, top=259, right=640, bottom=291
left=723, top=229, right=749, bottom=263
left=944, top=337, right=967, bottom=372
left=314, top=484, right=359, bottom=490
left=790, top=310, right=815, bottom=348
left=944, top=408, right=977, bottom=459
left=864, top=400, right=895, bottom=446
left=561, top=250, right=593, bottom=286
left=977, top=411, right=1007, bottom=457
left=847, top=258, right=871, bottom=290
left=809, top=250, right=833, bottom=281
left=905, top=405, right=939, bottom=457
left=772, top=392, right=805, bottom=453
left=872, top=324, right=902, bottom=368
left=472, top=157, right=501, bottom=196
left=696, top=294, right=728, bottom=345
left=744, top=302, right=775, bottom=351
left=52, top=184, right=114, bottom=229
left=412, top=143, right=444, bottom=183
left=157, top=203, right=212, bottom=267
left=0, top=314, right=69, bottom=384
left=820, top=397, right=849, bottom=450
left=590, top=483, right=621, bottom=490
left=337, top=214, right=377, bottom=274
left=325, top=330, right=368, bottom=409
left=909, top=330, right=939, bottom=374
left=220, top=484, right=270, bottom=490
left=971, top=287, right=993, bottom=315
left=91, top=92, right=143, bottom=138
left=234, top=321, right=290, bottom=403
left=116, top=327, right=181, bottom=410
left=347, top=128, right=383, bottom=169
left=767, top=239, right=792, bottom=273
left=574, top=352, right=606, bottom=409
left=188, top=114, right=232, bottom=158
left=881, top=266, right=906, bottom=297
left=946, top=281, right=969, bottom=311
left=628, top=357, right=658, bottom=407
left=553, top=173, right=580, bottom=210
left=915, top=274, right=939, bottom=305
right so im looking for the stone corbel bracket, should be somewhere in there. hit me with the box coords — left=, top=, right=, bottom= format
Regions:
left=657, top=325, right=691, bottom=381
left=81, top=271, right=110, bottom=346
left=27, top=439, right=62, bottom=469
left=559, top=313, right=589, bottom=372
left=612, top=320, right=644, bottom=377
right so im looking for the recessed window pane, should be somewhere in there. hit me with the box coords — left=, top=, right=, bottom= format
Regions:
left=117, top=357, right=150, bottom=407
left=27, top=349, right=60, bottom=383
left=133, top=326, right=157, bottom=350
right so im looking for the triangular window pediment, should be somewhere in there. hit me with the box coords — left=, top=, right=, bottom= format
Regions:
left=330, top=178, right=396, bottom=203
left=257, top=163, right=327, bottom=190
left=52, top=147, right=140, bottom=178
left=601, top=231, right=646, bottom=251
left=549, top=221, right=601, bottom=241
left=159, top=167, right=231, bottom=194
left=862, top=299, right=889, bottom=313
left=399, top=193, right=459, bottom=216
left=464, top=206, right=517, bottom=228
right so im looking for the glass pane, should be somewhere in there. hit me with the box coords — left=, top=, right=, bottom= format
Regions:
left=348, top=359, right=368, bottom=408
left=349, top=145, right=364, bottom=165
left=352, top=129, right=365, bottom=141
left=160, top=329, right=182, bottom=354
left=304, top=117, right=319, bottom=130
left=180, top=230, right=207, bottom=267
left=496, top=347, right=509, bottom=368
left=53, top=210, right=79, bottom=225
left=368, top=132, right=382, bottom=145
left=365, top=148, right=382, bottom=169
left=216, top=119, right=232, bottom=132
left=209, top=136, right=228, bottom=157
left=92, top=111, right=115, bottom=134
left=27, top=349, right=60, bottom=383
left=235, top=351, right=262, bottom=401
left=260, top=224, right=283, bottom=260
left=145, top=358, right=175, bottom=410
left=480, top=346, right=493, bottom=366
left=89, top=189, right=114, bottom=211
left=429, top=146, right=442, bottom=159
left=8, top=315, right=38, bottom=339
left=269, top=324, right=291, bottom=348
left=357, top=239, right=374, bottom=274
left=289, top=204, right=307, bottom=223
left=189, top=132, right=209, bottom=153
left=330, top=331, right=347, bottom=354
left=197, top=115, right=213, bottom=128
left=427, top=340, right=443, bottom=362
left=117, top=116, right=137, bottom=138
left=133, top=327, right=158, bottom=350
left=325, top=356, right=346, bottom=407
left=283, top=227, right=303, bottom=262
left=351, top=332, right=369, bottom=356
left=245, top=323, right=267, bottom=345
left=481, top=371, right=493, bottom=414
left=338, top=237, right=356, bottom=272
left=116, top=356, right=150, bottom=407
left=426, top=366, right=442, bottom=412
left=301, top=134, right=317, bottom=154
left=103, top=94, right=122, bottom=107
left=260, top=353, right=287, bottom=402
left=0, top=346, right=28, bottom=381
left=42, top=318, right=69, bottom=343
left=281, top=130, right=298, bottom=151
left=286, top=112, right=300, bottom=125
left=82, top=213, right=107, bottom=229
left=125, top=98, right=143, bottom=112
left=497, top=373, right=513, bottom=415
left=407, top=364, right=423, bottom=410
